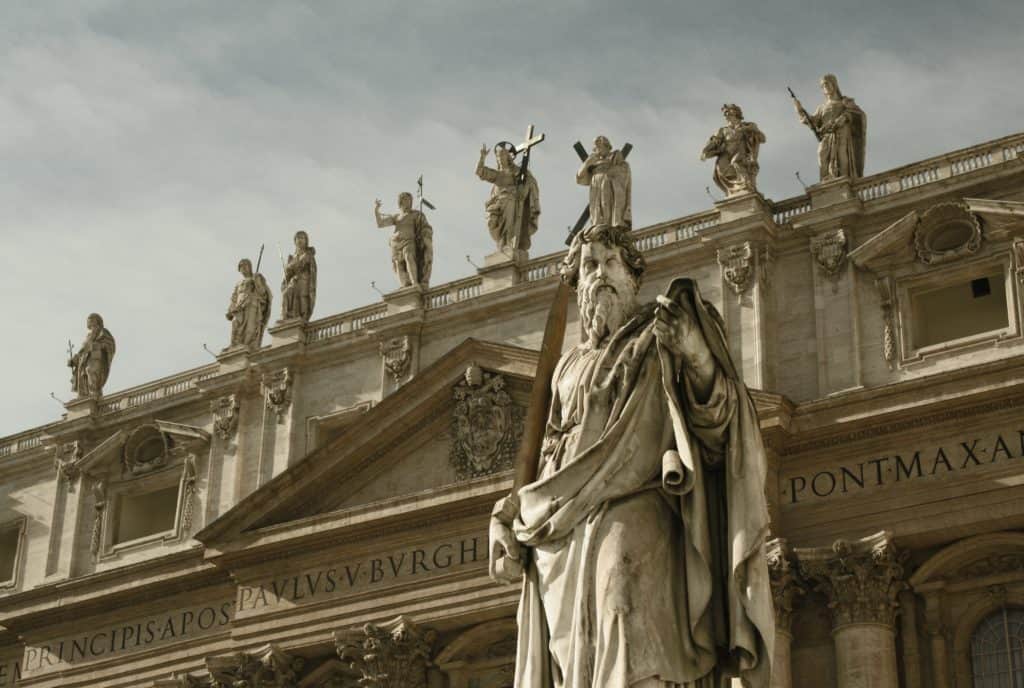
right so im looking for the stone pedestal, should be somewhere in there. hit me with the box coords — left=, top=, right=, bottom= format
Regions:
left=715, top=191, right=771, bottom=223
left=383, top=284, right=426, bottom=315
left=63, top=396, right=97, bottom=420
left=268, top=318, right=306, bottom=346
left=216, top=344, right=251, bottom=374
left=809, top=176, right=856, bottom=210
left=479, top=249, right=528, bottom=293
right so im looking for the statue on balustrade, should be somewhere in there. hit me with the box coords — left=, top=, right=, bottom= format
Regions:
left=577, top=135, right=632, bottom=230
left=701, top=104, right=766, bottom=197
left=226, top=258, right=272, bottom=349
left=476, top=142, right=541, bottom=253
left=792, top=73, right=867, bottom=181
left=68, top=313, right=116, bottom=398
left=489, top=223, right=774, bottom=684
left=280, top=230, right=317, bottom=321
left=373, top=192, right=434, bottom=288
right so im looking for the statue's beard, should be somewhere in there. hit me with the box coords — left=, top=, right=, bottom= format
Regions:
left=579, top=278, right=632, bottom=348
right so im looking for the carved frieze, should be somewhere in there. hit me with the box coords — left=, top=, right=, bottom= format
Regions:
left=206, top=644, right=304, bottom=688
left=262, top=368, right=293, bottom=423
left=336, top=616, right=436, bottom=688
left=381, top=336, right=413, bottom=384
left=53, top=440, right=84, bottom=491
left=212, top=394, right=240, bottom=442
left=797, top=532, right=906, bottom=629
left=875, top=276, right=897, bottom=367
left=181, top=455, right=198, bottom=534
left=450, top=364, right=523, bottom=480
left=913, top=202, right=982, bottom=265
left=810, top=229, right=848, bottom=280
left=767, top=538, right=807, bottom=633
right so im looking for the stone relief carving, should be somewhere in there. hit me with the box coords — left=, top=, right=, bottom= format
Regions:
left=374, top=193, right=434, bottom=288
left=180, top=455, right=198, bottom=534
left=91, top=479, right=107, bottom=558
left=875, top=276, right=897, bottom=367
left=68, top=312, right=116, bottom=398
left=576, top=135, right=632, bottom=230
left=206, top=644, right=304, bottom=688
left=281, top=230, right=317, bottom=322
left=123, top=424, right=169, bottom=476
left=717, top=242, right=756, bottom=294
left=949, top=553, right=1024, bottom=582
left=263, top=368, right=293, bottom=423
left=335, top=616, right=436, bottom=688
left=226, top=258, right=272, bottom=349
left=212, top=394, right=241, bottom=442
left=791, top=73, right=867, bottom=181
left=797, top=532, right=906, bottom=628
left=701, top=104, right=766, bottom=197
left=767, top=538, right=807, bottom=633
left=380, top=336, right=412, bottom=384
left=810, top=229, right=849, bottom=280
left=913, top=202, right=982, bottom=265
left=450, top=364, right=524, bottom=480
left=53, top=440, right=83, bottom=491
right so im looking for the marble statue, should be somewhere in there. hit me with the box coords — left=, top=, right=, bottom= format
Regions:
left=489, top=225, right=774, bottom=687
left=281, top=230, right=317, bottom=321
left=68, top=313, right=116, bottom=398
left=792, top=74, right=867, bottom=181
left=226, top=258, right=272, bottom=349
left=701, top=104, right=766, bottom=196
left=576, top=135, right=632, bottom=229
left=475, top=142, right=541, bottom=253
left=374, top=192, right=434, bottom=287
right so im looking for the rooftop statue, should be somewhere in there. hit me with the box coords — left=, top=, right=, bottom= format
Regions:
left=68, top=313, right=116, bottom=398
left=373, top=192, right=434, bottom=288
left=791, top=74, right=867, bottom=181
left=226, top=258, right=272, bottom=349
left=576, top=135, right=632, bottom=229
left=701, top=104, right=766, bottom=196
left=280, top=230, right=317, bottom=322
left=475, top=126, right=544, bottom=254
left=489, top=222, right=774, bottom=686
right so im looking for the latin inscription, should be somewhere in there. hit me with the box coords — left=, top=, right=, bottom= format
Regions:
left=237, top=534, right=484, bottom=613
left=784, top=428, right=1024, bottom=505
left=0, top=659, right=20, bottom=686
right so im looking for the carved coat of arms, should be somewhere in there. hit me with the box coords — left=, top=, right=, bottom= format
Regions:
left=450, top=365, right=523, bottom=480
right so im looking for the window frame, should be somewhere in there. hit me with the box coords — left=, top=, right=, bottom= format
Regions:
left=969, top=606, right=1024, bottom=687
left=100, top=465, right=188, bottom=558
left=0, top=517, right=26, bottom=591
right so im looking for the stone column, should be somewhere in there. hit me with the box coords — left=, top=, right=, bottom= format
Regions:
left=767, top=539, right=806, bottom=688
left=923, top=593, right=951, bottom=688
left=796, top=532, right=905, bottom=688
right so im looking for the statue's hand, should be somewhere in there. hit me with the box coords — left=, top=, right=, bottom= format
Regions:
left=374, top=198, right=381, bottom=211
left=489, top=516, right=523, bottom=584
left=479, top=143, right=489, bottom=159
left=653, top=294, right=706, bottom=361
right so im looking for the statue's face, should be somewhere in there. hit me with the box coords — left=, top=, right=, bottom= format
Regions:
left=724, top=110, right=741, bottom=125
left=295, top=232, right=308, bottom=249
left=496, top=148, right=512, bottom=168
left=238, top=261, right=253, bottom=277
left=821, top=79, right=838, bottom=98
left=86, top=315, right=99, bottom=331
left=578, top=240, right=637, bottom=348
left=398, top=194, right=412, bottom=211
left=593, top=137, right=611, bottom=155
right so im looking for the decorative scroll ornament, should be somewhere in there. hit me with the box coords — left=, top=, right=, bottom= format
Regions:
left=180, top=455, right=198, bottom=534
left=717, top=242, right=755, bottom=294
left=875, top=276, right=897, bottom=367
left=206, top=644, right=304, bottom=688
left=262, top=368, right=293, bottom=423
left=811, top=229, right=848, bottom=280
left=913, top=202, right=982, bottom=265
left=53, top=440, right=84, bottom=491
left=797, top=532, right=907, bottom=628
left=211, top=394, right=240, bottom=442
left=91, top=480, right=107, bottom=557
left=123, top=424, right=169, bottom=476
left=336, top=616, right=436, bottom=688
left=380, top=336, right=412, bottom=384
left=766, top=538, right=807, bottom=633
left=450, top=364, right=524, bottom=480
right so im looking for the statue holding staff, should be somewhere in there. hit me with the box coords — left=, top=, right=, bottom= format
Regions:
left=373, top=191, right=433, bottom=288
left=475, top=125, right=544, bottom=254
left=791, top=74, right=867, bottom=181
left=701, top=104, right=766, bottom=196
left=226, top=257, right=271, bottom=349
left=280, top=230, right=317, bottom=321
left=68, top=313, right=116, bottom=398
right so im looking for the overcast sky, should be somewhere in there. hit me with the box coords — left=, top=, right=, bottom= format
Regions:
left=2, top=0, right=1022, bottom=436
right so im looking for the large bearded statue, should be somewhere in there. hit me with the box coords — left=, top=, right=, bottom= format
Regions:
left=489, top=224, right=774, bottom=687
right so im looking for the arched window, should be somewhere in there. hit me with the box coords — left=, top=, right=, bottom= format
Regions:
left=971, top=607, right=1024, bottom=687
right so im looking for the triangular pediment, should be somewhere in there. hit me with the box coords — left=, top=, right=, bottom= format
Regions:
left=196, top=338, right=539, bottom=553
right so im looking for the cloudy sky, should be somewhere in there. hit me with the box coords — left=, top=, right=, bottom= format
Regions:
left=2, top=0, right=1022, bottom=436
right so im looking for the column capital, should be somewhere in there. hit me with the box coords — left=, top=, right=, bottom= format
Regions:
left=796, top=531, right=907, bottom=629
left=335, top=616, right=437, bottom=688
left=767, top=538, right=807, bottom=633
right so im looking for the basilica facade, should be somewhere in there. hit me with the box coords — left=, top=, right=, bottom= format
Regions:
left=1, top=128, right=1023, bottom=688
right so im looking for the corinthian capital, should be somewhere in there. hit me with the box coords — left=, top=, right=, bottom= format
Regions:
left=335, top=616, right=436, bottom=688
left=767, top=538, right=807, bottom=633
left=796, top=531, right=906, bottom=628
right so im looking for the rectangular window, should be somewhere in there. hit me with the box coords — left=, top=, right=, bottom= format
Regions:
left=113, top=484, right=179, bottom=545
left=0, top=522, right=21, bottom=583
left=911, top=270, right=1008, bottom=348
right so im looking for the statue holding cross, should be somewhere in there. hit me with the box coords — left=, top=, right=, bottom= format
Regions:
left=475, top=125, right=544, bottom=255
left=576, top=135, right=632, bottom=232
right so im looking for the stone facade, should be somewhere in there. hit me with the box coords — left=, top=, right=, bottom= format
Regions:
left=0, top=130, right=1023, bottom=687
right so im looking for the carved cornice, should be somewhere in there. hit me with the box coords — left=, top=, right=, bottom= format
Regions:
left=767, top=538, right=807, bottom=632
left=335, top=616, right=436, bottom=688
left=796, top=531, right=906, bottom=629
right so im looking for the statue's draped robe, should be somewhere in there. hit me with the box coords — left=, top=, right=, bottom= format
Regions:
left=281, top=247, right=317, bottom=321
left=807, top=97, right=866, bottom=180
left=512, top=279, right=773, bottom=688
left=73, top=328, right=116, bottom=397
left=478, top=163, right=541, bottom=251
left=703, top=123, right=765, bottom=196
left=577, top=152, right=632, bottom=229
left=228, top=274, right=271, bottom=348
left=380, top=210, right=433, bottom=286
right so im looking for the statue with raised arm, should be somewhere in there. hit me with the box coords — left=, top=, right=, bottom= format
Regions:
left=69, top=313, right=116, bottom=398
left=792, top=73, right=866, bottom=181
left=576, top=135, right=632, bottom=229
left=226, top=258, right=272, bottom=349
left=488, top=223, right=774, bottom=687
left=373, top=192, right=434, bottom=287
left=701, top=104, right=767, bottom=196
left=475, top=142, right=541, bottom=253
left=280, top=230, right=317, bottom=321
